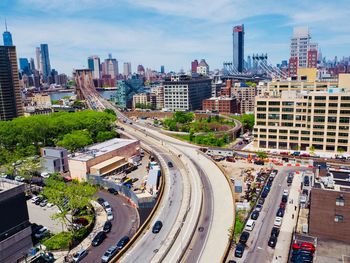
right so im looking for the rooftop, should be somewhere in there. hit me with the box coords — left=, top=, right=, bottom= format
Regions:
left=70, top=138, right=138, bottom=162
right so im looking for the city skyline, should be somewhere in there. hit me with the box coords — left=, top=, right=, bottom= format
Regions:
left=1, top=0, right=350, bottom=74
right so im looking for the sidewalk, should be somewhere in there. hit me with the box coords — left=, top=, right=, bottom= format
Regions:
left=51, top=201, right=107, bottom=262
left=272, top=172, right=302, bottom=263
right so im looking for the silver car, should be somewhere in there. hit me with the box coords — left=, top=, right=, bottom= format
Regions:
left=101, top=246, right=118, bottom=262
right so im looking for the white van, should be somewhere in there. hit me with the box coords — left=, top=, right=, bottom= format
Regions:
left=245, top=219, right=256, bottom=231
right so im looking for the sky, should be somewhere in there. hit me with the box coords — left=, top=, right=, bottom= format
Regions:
left=1, top=0, right=350, bottom=75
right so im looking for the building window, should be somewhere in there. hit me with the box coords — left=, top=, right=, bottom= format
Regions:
left=336, top=196, right=345, bottom=206
left=334, top=215, right=344, bottom=222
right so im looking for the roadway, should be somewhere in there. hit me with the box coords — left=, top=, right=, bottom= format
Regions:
left=232, top=166, right=309, bottom=263
left=81, top=191, right=139, bottom=263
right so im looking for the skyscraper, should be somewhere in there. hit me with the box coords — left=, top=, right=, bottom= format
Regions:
left=19, top=58, right=30, bottom=75
left=104, top=54, right=119, bottom=79
left=0, top=45, right=23, bottom=120
left=35, top=47, right=41, bottom=73
left=2, top=20, right=13, bottom=46
left=233, top=25, right=244, bottom=73
left=160, top=65, right=165, bottom=74
left=29, top=57, right=35, bottom=72
left=40, top=44, right=51, bottom=79
left=87, top=55, right=101, bottom=79
left=191, top=59, right=198, bottom=73
left=123, top=62, right=131, bottom=77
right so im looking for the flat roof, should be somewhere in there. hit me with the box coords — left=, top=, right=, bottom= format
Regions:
left=90, top=156, right=125, bottom=170
left=70, top=138, right=138, bottom=162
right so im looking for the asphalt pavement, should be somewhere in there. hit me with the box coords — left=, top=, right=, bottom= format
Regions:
left=80, top=191, right=139, bottom=263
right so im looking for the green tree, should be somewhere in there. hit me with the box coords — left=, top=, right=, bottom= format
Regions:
left=309, top=146, right=315, bottom=155
left=256, top=151, right=268, bottom=159
left=337, top=147, right=345, bottom=155
left=57, top=130, right=93, bottom=152
left=43, top=174, right=97, bottom=234
left=104, top=108, right=116, bottom=116
left=96, top=131, right=118, bottom=142
left=72, top=100, right=85, bottom=108
left=173, top=111, right=194, bottom=124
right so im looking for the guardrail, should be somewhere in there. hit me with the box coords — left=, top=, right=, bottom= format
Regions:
left=111, top=143, right=166, bottom=262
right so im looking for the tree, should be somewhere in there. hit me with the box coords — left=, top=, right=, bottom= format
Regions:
left=309, top=146, right=315, bottom=155
left=256, top=151, right=268, bottom=159
left=104, top=108, right=116, bottom=116
left=173, top=111, right=194, bottom=124
left=337, top=147, right=345, bottom=155
left=57, top=130, right=93, bottom=152
left=43, top=174, right=97, bottom=234
left=96, top=131, right=118, bottom=142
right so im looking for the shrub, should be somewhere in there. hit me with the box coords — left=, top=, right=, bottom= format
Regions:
left=43, top=232, right=72, bottom=250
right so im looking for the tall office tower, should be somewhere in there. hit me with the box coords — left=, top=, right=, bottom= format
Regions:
left=104, top=54, right=119, bottom=79
left=2, top=20, right=13, bottom=46
left=87, top=55, right=101, bottom=79
left=0, top=45, right=24, bottom=120
left=247, top=55, right=252, bottom=70
left=123, top=62, right=131, bottom=77
left=160, top=65, right=165, bottom=74
left=137, top=64, right=145, bottom=75
left=233, top=24, right=244, bottom=72
left=40, top=44, right=51, bottom=79
left=19, top=58, right=30, bottom=75
left=29, top=57, right=35, bottom=72
left=191, top=59, right=198, bottom=73
left=35, top=47, right=41, bottom=73
left=307, top=43, right=318, bottom=68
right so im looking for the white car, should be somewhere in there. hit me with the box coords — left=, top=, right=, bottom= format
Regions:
left=31, top=196, right=40, bottom=203
left=105, top=207, right=112, bottom=213
left=15, top=176, right=25, bottom=182
left=47, top=202, right=54, bottom=208
left=41, top=172, right=50, bottom=178
left=73, top=249, right=88, bottom=262
left=274, top=217, right=283, bottom=227
left=107, top=211, right=114, bottom=221
left=283, top=189, right=289, bottom=195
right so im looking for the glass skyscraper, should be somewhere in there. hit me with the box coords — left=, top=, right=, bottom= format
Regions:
left=40, top=44, right=51, bottom=79
left=232, top=24, right=244, bottom=73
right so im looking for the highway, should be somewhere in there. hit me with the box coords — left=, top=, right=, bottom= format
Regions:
left=81, top=191, right=139, bottom=263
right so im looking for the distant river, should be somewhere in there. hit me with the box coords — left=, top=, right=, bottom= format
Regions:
left=49, top=90, right=117, bottom=101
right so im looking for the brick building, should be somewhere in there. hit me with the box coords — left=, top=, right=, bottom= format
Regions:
left=202, top=97, right=237, bottom=114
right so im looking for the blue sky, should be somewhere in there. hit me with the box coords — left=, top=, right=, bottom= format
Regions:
left=1, top=0, right=349, bottom=75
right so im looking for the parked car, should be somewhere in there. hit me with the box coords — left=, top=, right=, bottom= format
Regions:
left=254, top=160, right=264, bottom=165
left=274, top=217, right=283, bottom=227
left=31, top=223, right=44, bottom=235
left=108, top=188, right=118, bottom=195
left=291, top=151, right=300, bottom=156
left=287, top=174, right=294, bottom=184
left=245, top=219, right=255, bottom=231
left=97, top=197, right=105, bottom=204
left=31, top=196, right=40, bottom=203
left=234, top=243, right=245, bottom=258
left=255, top=204, right=263, bottom=212
left=279, top=202, right=286, bottom=209
left=107, top=211, right=114, bottom=221
left=251, top=211, right=260, bottom=220
left=281, top=195, right=288, bottom=203
left=91, top=231, right=107, bottom=246
left=258, top=198, right=265, bottom=205
left=271, top=227, right=280, bottom=238
left=302, top=189, right=309, bottom=196
left=276, top=208, right=285, bottom=217
left=103, top=202, right=112, bottom=213
left=261, top=190, right=269, bottom=198
left=167, top=161, right=174, bottom=168
left=268, top=235, right=277, bottom=248
left=34, top=227, right=49, bottom=239
left=116, top=236, right=130, bottom=250
left=72, top=249, right=88, bottom=262
left=152, top=220, right=163, bottom=234
left=103, top=221, right=112, bottom=233
left=73, top=217, right=89, bottom=226
left=239, top=231, right=250, bottom=244
left=101, top=246, right=118, bottom=263
left=39, top=199, right=48, bottom=207
left=304, top=176, right=310, bottom=186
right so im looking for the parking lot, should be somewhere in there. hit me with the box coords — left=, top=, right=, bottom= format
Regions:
left=27, top=200, right=67, bottom=234
left=315, top=239, right=350, bottom=263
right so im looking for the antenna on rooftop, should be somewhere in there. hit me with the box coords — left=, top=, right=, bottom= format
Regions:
left=5, top=18, right=8, bottom=31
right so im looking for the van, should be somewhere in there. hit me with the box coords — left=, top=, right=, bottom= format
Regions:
left=245, top=219, right=255, bottom=231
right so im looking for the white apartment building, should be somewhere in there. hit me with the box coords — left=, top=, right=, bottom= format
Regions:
left=290, top=27, right=317, bottom=68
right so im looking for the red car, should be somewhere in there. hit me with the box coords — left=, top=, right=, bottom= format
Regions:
left=292, top=242, right=316, bottom=253
left=300, top=153, right=311, bottom=157
left=279, top=202, right=286, bottom=209
left=280, top=152, right=289, bottom=155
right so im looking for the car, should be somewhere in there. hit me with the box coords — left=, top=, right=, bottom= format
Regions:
left=300, top=153, right=311, bottom=157
left=35, top=197, right=43, bottom=205
left=97, top=197, right=105, bottom=204
left=40, top=199, right=48, bottom=207
left=167, top=161, right=174, bottom=168
left=101, top=245, right=118, bottom=263
left=283, top=189, right=289, bottom=195
left=245, top=219, right=255, bottom=231
left=103, top=201, right=112, bottom=213
left=258, top=198, right=265, bottom=205
left=287, top=174, right=294, bottom=184
left=108, top=188, right=118, bottom=195
left=34, top=227, right=49, bottom=239
left=255, top=204, right=263, bottom=212
left=103, top=221, right=112, bottom=233
left=39, top=252, right=55, bottom=262
left=40, top=172, right=50, bottom=178
left=300, top=242, right=316, bottom=252
left=276, top=208, right=285, bottom=217
left=291, top=151, right=300, bottom=156
left=47, top=202, right=54, bottom=208
left=116, top=236, right=130, bottom=249
left=234, top=243, right=245, bottom=258
left=72, top=249, right=88, bottom=262
left=31, top=223, right=44, bottom=235
left=152, top=220, right=163, bottom=234
left=274, top=217, right=283, bottom=227
left=304, top=176, right=310, bottom=186
left=31, top=196, right=40, bottom=203
left=261, top=190, right=269, bottom=198
left=107, top=211, right=114, bottom=221
left=302, top=189, right=309, bottom=196
left=268, top=235, right=277, bottom=248
left=73, top=217, right=89, bottom=226
left=15, top=176, right=25, bottom=182
left=251, top=211, right=260, bottom=220
left=254, top=160, right=264, bottom=165
left=239, top=231, right=250, bottom=244
left=281, top=195, right=288, bottom=203
left=91, top=231, right=107, bottom=246
left=279, top=202, right=286, bottom=209
left=271, top=227, right=280, bottom=238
